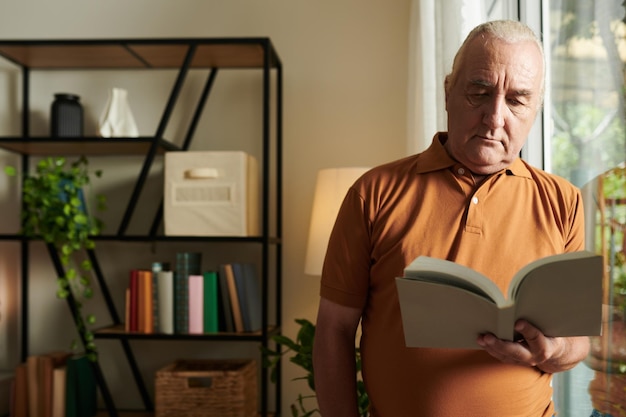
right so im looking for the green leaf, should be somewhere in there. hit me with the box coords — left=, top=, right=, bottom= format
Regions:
left=66, top=268, right=77, bottom=280
left=4, top=166, right=16, bottom=176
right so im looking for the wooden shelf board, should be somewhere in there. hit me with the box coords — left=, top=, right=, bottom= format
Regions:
left=96, top=412, right=275, bottom=417
left=0, top=137, right=180, bottom=156
left=94, top=324, right=281, bottom=341
left=0, top=38, right=280, bottom=70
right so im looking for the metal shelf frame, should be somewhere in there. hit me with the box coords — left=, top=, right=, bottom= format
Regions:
left=0, top=37, right=283, bottom=417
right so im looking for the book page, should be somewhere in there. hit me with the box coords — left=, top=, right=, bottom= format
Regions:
left=403, top=256, right=506, bottom=306
left=512, top=253, right=603, bottom=337
left=396, top=278, right=513, bottom=348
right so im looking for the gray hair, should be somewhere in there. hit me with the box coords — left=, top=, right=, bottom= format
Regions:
left=444, top=20, right=545, bottom=93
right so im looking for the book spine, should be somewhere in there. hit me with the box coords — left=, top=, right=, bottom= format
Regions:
left=174, top=252, right=202, bottom=334
left=242, top=262, right=263, bottom=332
left=232, top=263, right=251, bottom=331
left=188, top=275, right=204, bottom=334
left=65, top=356, right=96, bottom=417
left=26, top=356, right=40, bottom=417
left=157, top=270, right=175, bottom=334
left=137, top=270, right=154, bottom=333
left=203, top=271, right=219, bottom=333
left=224, top=263, right=244, bottom=333
left=150, top=261, right=170, bottom=333
left=144, top=270, right=155, bottom=333
left=218, top=265, right=235, bottom=332
left=51, top=366, right=66, bottom=417
left=12, top=363, right=28, bottom=417
left=128, top=269, right=139, bottom=332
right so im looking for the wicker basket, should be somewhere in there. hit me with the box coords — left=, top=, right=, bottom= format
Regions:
left=155, top=359, right=257, bottom=417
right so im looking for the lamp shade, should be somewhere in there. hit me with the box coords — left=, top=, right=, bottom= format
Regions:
left=304, top=167, right=370, bottom=275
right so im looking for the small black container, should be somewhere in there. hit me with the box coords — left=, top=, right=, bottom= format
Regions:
left=50, top=93, right=83, bottom=137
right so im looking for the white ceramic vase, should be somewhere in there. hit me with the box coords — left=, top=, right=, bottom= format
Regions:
left=98, top=87, right=139, bottom=137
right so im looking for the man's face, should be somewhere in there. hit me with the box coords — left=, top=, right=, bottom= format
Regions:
left=444, top=36, right=544, bottom=175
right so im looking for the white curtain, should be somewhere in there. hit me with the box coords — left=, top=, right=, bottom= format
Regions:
left=407, top=0, right=486, bottom=154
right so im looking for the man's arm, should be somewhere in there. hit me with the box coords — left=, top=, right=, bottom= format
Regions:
left=477, top=319, right=590, bottom=373
left=313, top=297, right=363, bottom=417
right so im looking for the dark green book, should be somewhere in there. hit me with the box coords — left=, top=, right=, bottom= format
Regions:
left=203, top=270, right=220, bottom=333
left=65, top=355, right=97, bottom=417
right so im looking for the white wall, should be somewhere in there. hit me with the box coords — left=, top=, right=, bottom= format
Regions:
left=0, top=0, right=410, bottom=412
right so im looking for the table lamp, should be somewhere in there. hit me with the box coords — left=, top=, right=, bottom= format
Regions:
left=304, top=167, right=370, bottom=276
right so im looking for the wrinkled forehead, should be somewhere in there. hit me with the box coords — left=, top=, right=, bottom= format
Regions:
left=461, top=36, right=544, bottom=91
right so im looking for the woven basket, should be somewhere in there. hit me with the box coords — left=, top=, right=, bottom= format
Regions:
left=155, top=359, right=257, bottom=417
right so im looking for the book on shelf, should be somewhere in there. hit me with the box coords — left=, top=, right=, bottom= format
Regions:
left=395, top=251, right=604, bottom=349
left=26, top=355, right=40, bottom=417
left=24, top=351, right=71, bottom=417
left=174, top=252, right=202, bottom=334
left=39, top=352, right=71, bottom=417
left=136, top=269, right=154, bottom=333
left=151, top=261, right=170, bottom=333
left=11, top=362, right=28, bottom=417
left=218, top=264, right=235, bottom=332
left=51, top=366, right=66, bottom=417
left=126, top=269, right=139, bottom=332
left=157, top=270, right=175, bottom=334
left=188, top=274, right=204, bottom=334
left=232, top=262, right=263, bottom=332
left=65, top=355, right=96, bottom=417
left=223, top=263, right=245, bottom=332
left=203, top=270, right=220, bottom=333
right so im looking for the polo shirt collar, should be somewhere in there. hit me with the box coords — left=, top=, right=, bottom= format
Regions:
left=416, top=132, right=533, bottom=179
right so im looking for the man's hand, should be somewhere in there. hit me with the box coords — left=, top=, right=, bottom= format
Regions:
left=476, top=319, right=590, bottom=373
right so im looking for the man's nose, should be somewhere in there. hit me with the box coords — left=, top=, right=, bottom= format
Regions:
left=482, top=96, right=505, bottom=128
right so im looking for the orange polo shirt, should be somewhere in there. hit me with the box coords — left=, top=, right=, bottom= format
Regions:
left=320, top=133, right=585, bottom=417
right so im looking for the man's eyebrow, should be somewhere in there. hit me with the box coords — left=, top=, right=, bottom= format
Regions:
left=468, top=79, right=533, bottom=96
left=511, top=89, right=533, bottom=97
left=468, top=79, right=494, bottom=88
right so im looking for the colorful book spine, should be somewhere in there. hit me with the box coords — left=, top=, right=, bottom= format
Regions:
left=232, top=263, right=251, bottom=331
left=174, top=252, right=202, bottom=334
left=218, top=264, right=235, bottom=332
left=65, top=355, right=96, bottom=417
left=232, top=263, right=263, bottom=332
left=151, top=261, right=170, bottom=333
left=137, top=270, right=154, bottom=333
left=203, top=270, right=220, bottom=333
left=188, top=275, right=204, bottom=334
left=127, top=269, right=139, bottom=332
left=157, top=270, right=175, bottom=334
left=241, top=262, right=263, bottom=332
left=224, top=263, right=244, bottom=333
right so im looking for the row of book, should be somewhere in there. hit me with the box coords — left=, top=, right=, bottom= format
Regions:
left=125, top=253, right=263, bottom=334
left=11, top=352, right=96, bottom=417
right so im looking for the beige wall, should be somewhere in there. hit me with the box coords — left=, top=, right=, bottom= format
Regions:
left=0, top=0, right=410, bottom=412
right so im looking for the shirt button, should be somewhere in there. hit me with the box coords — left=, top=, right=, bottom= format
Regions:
left=458, top=168, right=465, bottom=175
left=472, top=196, right=479, bottom=205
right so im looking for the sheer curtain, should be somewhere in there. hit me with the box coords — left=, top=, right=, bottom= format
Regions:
left=407, top=0, right=485, bottom=154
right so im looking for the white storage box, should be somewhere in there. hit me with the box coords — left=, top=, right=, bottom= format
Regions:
left=164, top=151, right=259, bottom=236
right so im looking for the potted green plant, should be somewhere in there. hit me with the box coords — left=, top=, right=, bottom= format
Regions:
left=262, top=318, right=369, bottom=417
left=5, top=155, right=106, bottom=360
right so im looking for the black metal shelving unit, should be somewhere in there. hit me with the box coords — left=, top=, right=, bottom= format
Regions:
left=0, top=38, right=283, bottom=417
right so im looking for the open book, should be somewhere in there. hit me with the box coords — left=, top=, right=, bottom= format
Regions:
left=395, top=251, right=603, bottom=349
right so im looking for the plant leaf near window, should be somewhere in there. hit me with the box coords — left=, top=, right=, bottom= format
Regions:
left=5, top=155, right=106, bottom=361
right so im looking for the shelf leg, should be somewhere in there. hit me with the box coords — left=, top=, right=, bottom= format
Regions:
left=45, top=244, right=120, bottom=416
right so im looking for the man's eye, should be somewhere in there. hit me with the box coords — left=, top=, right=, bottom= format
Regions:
left=468, top=93, right=488, bottom=104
